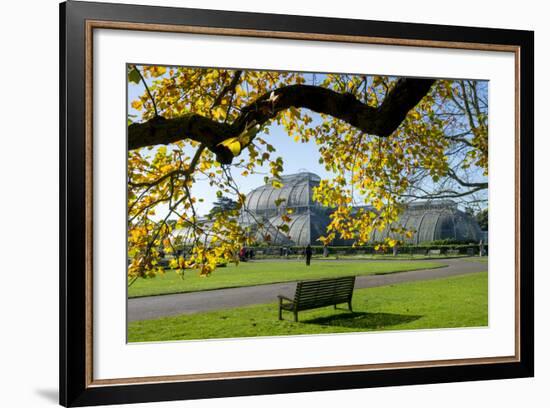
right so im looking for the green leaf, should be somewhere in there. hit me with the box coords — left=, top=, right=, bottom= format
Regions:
left=277, top=224, right=290, bottom=233
left=128, top=67, right=141, bottom=84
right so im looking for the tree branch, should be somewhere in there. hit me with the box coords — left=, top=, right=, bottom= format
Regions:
left=133, top=65, right=159, bottom=117
left=447, top=168, right=488, bottom=188
left=128, top=78, right=435, bottom=164
left=129, top=145, right=206, bottom=189
left=401, top=185, right=486, bottom=200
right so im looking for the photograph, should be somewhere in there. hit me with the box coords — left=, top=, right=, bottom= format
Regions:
left=126, top=65, right=489, bottom=343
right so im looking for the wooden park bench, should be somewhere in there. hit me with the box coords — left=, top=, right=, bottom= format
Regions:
left=278, top=276, right=356, bottom=322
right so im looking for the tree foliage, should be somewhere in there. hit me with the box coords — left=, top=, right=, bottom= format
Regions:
left=127, top=65, right=488, bottom=283
left=476, top=208, right=489, bottom=231
left=209, top=196, right=239, bottom=216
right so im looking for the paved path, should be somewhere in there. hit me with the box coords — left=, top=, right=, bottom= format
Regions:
left=128, top=258, right=486, bottom=322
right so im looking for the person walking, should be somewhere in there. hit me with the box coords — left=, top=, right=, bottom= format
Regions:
left=305, top=244, right=313, bottom=266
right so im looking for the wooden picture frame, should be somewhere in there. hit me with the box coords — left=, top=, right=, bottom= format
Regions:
left=60, top=1, right=534, bottom=406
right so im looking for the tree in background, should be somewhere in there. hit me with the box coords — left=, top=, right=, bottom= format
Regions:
left=127, top=65, right=488, bottom=283
left=401, top=80, right=488, bottom=208
left=209, top=196, right=239, bottom=216
left=476, top=208, right=489, bottom=231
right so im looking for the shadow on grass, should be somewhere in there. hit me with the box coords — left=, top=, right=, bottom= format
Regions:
left=302, top=311, right=422, bottom=330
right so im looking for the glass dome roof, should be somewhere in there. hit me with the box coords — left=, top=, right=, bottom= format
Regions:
left=240, top=173, right=482, bottom=246
left=371, top=201, right=482, bottom=243
left=244, top=172, right=321, bottom=217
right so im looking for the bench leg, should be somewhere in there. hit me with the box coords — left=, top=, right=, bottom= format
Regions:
left=294, top=310, right=298, bottom=322
left=278, top=299, right=283, bottom=320
left=348, top=301, right=353, bottom=312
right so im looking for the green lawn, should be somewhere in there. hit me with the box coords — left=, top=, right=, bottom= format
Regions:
left=128, top=272, right=487, bottom=342
left=128, top=260, right=444, bottom=298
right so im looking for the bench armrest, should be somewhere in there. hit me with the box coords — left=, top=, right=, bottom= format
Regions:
left=277, top=295, right=293, bottom=302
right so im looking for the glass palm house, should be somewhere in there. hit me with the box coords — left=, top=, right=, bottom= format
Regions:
left=238, top=172, right=482, bottom=246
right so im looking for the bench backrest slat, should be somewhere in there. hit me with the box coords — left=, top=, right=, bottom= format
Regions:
left=293, top=276, right=355, bottom=311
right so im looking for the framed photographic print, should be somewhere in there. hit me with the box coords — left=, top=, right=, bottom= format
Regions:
left=60, top=0, right=534, bottom=406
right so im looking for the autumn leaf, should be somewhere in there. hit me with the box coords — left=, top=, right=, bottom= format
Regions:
left=281, top=214, right=292, bottom=223
left=218, top=137, right=242, bottom=156
left=149, top=66, right=167, bottom=77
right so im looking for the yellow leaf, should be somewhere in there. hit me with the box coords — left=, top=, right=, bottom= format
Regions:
left=131, top=100, right=142, bottom=110
left=150, top=66, right=166, bottom=77
left=410, top=110, right=421, bottom=120
left=289, top=106, right=301, bottom=118
left=218, top=137, right=242, bottom=156
left=236, top=86, right=246, bottom=97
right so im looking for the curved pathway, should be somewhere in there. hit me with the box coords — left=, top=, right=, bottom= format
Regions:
left=128, top=258, right=486, bottom=322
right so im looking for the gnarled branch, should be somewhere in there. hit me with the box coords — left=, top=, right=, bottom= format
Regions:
left=128, top=78, right=435, bottom=164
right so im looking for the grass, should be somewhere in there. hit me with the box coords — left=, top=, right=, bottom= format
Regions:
left=128, top=260, right=445, bottom=298
left=128, top=271, right=488, bottom=342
